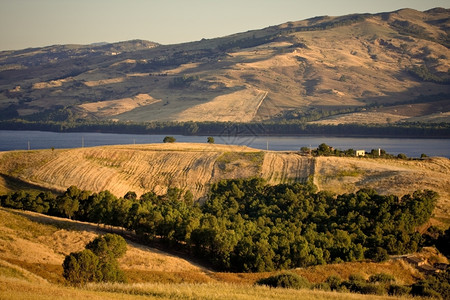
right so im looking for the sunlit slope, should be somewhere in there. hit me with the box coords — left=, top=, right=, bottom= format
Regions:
left=0, top=208, right=423, bottom=300
left=1, top=143, right=449, bottom=224
left=0, top=208, right=206, bottom=285
left=1, top=9, right=448, bottom=124
left=0, top=143, right=314, bottom=199
left=314, top=156, right=450, bottom=224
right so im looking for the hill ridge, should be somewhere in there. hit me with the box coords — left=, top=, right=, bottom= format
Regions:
left=0, top=8, right=448, bottom=124
left=0, top=143, right=448, bottom=223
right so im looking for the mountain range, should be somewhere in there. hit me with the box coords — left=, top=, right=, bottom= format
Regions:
left=0, top=8, right=449, bottom=125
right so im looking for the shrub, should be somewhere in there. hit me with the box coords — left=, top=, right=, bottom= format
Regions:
left=397, top=153, right=407, bottom=159
left=325, top=275, right=342, bottom=291
left=63, top=234, right=127, bottom=285
left=366, top=247, right=389, bottom=262
left=343, top=274, right=366, bottom=293
left=313, top=282, right=331, bottom=291
left=256, top=272, right=310, bottom=289
left=411, top=271, right=450, bottom=299
left=359, top=283, right=387, bottom=295
left=388, top=284, right=411, bottom=296
left=369, top=273, right=396, bottom=284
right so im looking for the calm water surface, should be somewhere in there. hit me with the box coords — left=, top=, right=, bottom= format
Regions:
left=0, top=130, right=449, bottom=158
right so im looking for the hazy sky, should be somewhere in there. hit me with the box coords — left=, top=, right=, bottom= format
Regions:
left=1, top=0, right=448, bottom=50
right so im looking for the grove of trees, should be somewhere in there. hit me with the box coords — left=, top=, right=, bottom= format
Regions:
left=0, top=179, right=440, bottom=273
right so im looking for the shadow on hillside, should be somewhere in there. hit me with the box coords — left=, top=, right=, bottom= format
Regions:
left=8, top=208, right=215, bottom=271
left=0, top=174, right=62, bottom=195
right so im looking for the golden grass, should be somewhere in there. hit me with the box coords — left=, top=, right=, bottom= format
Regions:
left=0, top=144, right=313, bottom=200
left=0, top=208, right=209, bottom=284
left=0, top=207, right=424, bottom=300
left=1, top=274, right=417, bottom=300
left=315, top=156, right=450, bottom=224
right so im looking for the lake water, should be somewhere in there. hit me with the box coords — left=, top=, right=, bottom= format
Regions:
left=0, top=130, right=449, bottom=158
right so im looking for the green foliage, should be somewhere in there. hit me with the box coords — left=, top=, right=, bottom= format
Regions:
left=388, top=284, right=411, bottom=296
left=411, top=270, right=450, bottom=299
left=397, top=153, right=407, bottom=159
left=86, top=233, right=127, bottom=259
left=1, top=119, right=449, bottom=138
left=170, top=75, right=199, bottom=88
left=0, top=180, right=439, bottom=273
left=407, top=65, right=448, bottom=84
left=369, top=273, right=396, bottom=284
left=63, top=234, right=127, bottom=285
left=256, top=272, right=310, bottom=289
left=207, top=136, right=215, bottom=144
left=163, top=136, right=176, bottom=143
left=365, top=247, right=389, bottom=262
left=63, top=249, right=101, bottom=285
left=325, top=275, right=342, bottom=291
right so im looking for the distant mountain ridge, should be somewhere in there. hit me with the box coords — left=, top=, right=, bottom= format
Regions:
left=0, top=8, right=448, bottom=125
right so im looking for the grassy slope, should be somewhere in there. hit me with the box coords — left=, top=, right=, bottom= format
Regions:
left=314, top=156, right=450, bottom=225
left=0, top=207, right=422, bottom=300
left=1, top=9, right=448, bottom=124
left=0, top=144, right=313, bottom=199
left=0, top=143, right=448, bottom=223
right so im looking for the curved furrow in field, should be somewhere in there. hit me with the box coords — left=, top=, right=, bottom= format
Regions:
left=260, top=152, right=278, bottom=184
left=261, top=152, right=313, bottom=184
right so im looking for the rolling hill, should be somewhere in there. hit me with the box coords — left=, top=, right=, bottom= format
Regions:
left=0, top=8, right=449, bottom=124
left=0, top=143, right=448, bottom=224
left=0, top=205, right=431, bottom=299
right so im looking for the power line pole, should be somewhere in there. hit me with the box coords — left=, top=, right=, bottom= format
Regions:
left=82, top=136, right=84, bottom=148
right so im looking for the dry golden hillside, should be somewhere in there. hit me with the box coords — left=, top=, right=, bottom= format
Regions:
left=0, top=207, right=425, bottom=300
left=314, top=156, right=450, bottom=224
left=0, top=208, right=208, bottom=285
left=0, top=143, right=313, bottom=200
left=1, top=8, right=448, bottom=124
left=0, top=143, right=448, bottom=224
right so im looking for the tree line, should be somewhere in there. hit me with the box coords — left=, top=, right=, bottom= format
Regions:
left=302, top=142, right=420, bottom=159
left=0, top=179, right=441, bottom=272
left=0, top=119, right=448, bottom=138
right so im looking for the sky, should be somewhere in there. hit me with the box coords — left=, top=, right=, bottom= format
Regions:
left=0, top=0, right=448, bottom=50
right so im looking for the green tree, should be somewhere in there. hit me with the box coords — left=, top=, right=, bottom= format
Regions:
left=62, top=249, right=101, bottom=285
left=163, top=136, right=176, bottom=143
left=64, top=234, right=127, bottom=285
left=397, top=153, right=407, bottom=159
left=86, top=233, right=127, bottom=260
left=207, top=136, right=215, bottom=144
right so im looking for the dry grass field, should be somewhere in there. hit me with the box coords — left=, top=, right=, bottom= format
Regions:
left=0, top=143, right=313, bottom=200
left=0, top=207, right=424, bottom=300
left=314, top=156, right=450, bottom=225
left=0, top=143, right=448, bottom=224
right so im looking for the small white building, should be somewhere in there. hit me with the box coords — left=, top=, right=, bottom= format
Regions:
left=356, top=150, right=365, bottom=157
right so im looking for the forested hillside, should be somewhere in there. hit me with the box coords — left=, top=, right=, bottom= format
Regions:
left=0, top=180, right=439, bottom=272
